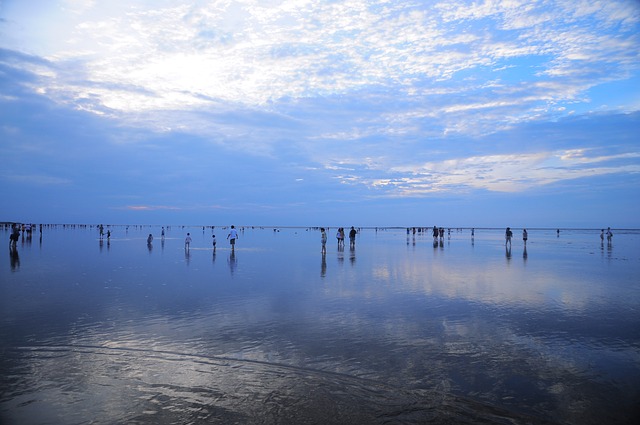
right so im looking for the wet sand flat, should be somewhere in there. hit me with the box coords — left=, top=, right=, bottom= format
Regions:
left=1, top=226, right=639, bottom=424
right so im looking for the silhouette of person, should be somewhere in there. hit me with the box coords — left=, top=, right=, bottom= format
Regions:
left=320, top=228, right=327, bottom=254
left=185, top=233, right=192, bottom=250
left=522, top=228, right=527, bottom=246
left=9, top=225, right=20, bottom=247
left=505, top=227, right=513, bottom=247
left=349, top=226, right=357, bottom=249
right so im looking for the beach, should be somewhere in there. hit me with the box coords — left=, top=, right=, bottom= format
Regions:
left=1, top=226, right=639, bottom=424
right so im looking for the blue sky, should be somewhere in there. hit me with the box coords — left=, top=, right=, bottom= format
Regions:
left=1, top=0, right=639, bottom=228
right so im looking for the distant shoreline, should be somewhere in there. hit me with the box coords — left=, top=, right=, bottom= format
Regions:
left=2, top=222, right=638, bottom=231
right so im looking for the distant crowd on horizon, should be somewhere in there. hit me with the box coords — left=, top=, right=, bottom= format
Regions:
left=5, top=222, right=618, bottom=274
left=5, top=222, right=619, bottom=252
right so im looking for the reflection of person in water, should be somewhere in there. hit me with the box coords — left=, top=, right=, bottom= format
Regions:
left=185, top=244, right=191, bottom=265
left=9, top=244, right=20, bottom=271
left=228, top=250, right=237, bottom=276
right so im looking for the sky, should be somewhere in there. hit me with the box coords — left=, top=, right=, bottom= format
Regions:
left=1, top=0, right=639, bottom=228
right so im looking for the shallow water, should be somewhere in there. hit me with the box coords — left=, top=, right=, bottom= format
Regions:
left=1, top=226, right=639, bottom=424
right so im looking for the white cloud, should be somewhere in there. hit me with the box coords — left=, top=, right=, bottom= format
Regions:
left=323, top=147, right=640, bottom=196
left=1, top=0, right=639, bottom=178
left=2, top=0, right=633, bottom=122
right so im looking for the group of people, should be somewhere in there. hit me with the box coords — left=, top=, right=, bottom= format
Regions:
left=505, top=227, right=528, bottom=247
left=98, top=225, right=112, bottom=240
left=431, top=226, right=447, bottom=241
left=8, top=223, right=42, bottom=246
left=145, top=225, right=239, bottom=252
left=145, top=226, right=617, bottom=253
left=600, top=227, right=614, bottom=245
left=318, top=227, right=358, bottom=254
left=330, top=227, right=358, bottom=249
left=505, top=227, right=615, bottom=247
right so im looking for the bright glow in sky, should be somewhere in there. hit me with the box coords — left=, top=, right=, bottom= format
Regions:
left=1, top=0, right=639, bottom=227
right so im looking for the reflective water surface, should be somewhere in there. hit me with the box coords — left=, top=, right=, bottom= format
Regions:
left=1, top=226, right=639, bottom=424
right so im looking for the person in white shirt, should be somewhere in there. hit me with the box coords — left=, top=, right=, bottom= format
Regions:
left=227, top=226, right=238, bottom=250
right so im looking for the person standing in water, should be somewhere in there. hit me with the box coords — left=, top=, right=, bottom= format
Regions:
left=336, top=228, right=345, bottom=248
left=522, top=228, right=528, bottom=246
left=505, top=227, right=513, bottom=247
left=227, top=225, right=238, bottom=251
left=349, top=226, right=357, bottom=249
left=320, top=228, right=327, bottom=254
left=212, top=234, right=217, bottom=251
left=185, top=233, right=192, bottom=250
left=10, top=224, right=20, bottom=247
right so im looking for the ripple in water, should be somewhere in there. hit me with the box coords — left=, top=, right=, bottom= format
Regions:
left=2, top=345, right=561, bottom=425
